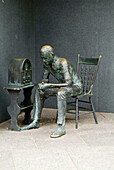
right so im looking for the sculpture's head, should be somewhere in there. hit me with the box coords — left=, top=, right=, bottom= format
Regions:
left=40, top=45, right=54, bottom=65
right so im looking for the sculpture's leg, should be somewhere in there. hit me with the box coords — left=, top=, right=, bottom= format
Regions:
left=50, top=86, right=82, bottom=138
left=7, top=89, right=21, bottom=131
left=30, top=104, right=35, bottom=121
left=50, top=88, right=66, bottom=138
left=21, top=88, right=44, bottom=130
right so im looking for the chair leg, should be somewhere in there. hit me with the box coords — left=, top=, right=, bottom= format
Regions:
left=76, top=98, right=78, bottom=128
left=89, top=97, right=98, bottom=124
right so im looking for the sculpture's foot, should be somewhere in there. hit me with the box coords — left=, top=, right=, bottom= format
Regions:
left=50, top=125, right=66, bottom=138
left=21, top=121, right=39, bottom=130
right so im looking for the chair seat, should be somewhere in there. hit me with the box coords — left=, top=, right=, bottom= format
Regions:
left=77, top=92, right=93, bottom=98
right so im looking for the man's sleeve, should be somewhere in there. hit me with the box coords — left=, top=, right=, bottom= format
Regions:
left=42, top=64, right=50, bottom=83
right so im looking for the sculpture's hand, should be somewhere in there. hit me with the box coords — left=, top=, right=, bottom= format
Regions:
left=38, top=83, right=51, bottom=90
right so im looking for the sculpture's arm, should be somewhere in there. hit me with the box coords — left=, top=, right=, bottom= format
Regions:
left=62, top=61, right=72, bottom=86
left=42, top=64, right=50, bottom=83
left=39, top=62, right=72, bottom=90
left=38, top=82, right=68, bottom=90
left=39, top=60, right=72, bottom=90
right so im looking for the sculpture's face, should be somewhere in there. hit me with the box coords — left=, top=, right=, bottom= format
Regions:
left=41, top=51, right=54, bottom=65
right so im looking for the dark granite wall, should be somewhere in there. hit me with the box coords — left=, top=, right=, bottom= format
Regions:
left=0, top=0, right=35, bottom=123
left=35, top=0, right=114, bottom=112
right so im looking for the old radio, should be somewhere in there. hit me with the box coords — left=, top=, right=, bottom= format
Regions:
left=8, top=58, right=32, bottom=87
left=5, top=58, right=35, bottom=131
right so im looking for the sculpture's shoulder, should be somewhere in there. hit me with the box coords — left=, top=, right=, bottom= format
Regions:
left=58, top=57, right=68, bottom=66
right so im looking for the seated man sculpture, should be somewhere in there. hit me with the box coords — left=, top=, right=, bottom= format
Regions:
left=21, top=45, right=83, bottom=138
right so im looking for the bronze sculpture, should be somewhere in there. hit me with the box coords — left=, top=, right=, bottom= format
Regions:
left=21, top=45, right=83, bottom=138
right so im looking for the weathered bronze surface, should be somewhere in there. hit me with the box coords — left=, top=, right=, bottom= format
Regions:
left=5, top=58, right=34, bottom=131
left=21, top=45, right=83, bottom=138
left=67, top=54, right=102, bottom=128
left=8, top=58, right=32, bottom=87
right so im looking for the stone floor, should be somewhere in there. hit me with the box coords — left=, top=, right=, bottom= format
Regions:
left=0, top=108, right=114, bottom=170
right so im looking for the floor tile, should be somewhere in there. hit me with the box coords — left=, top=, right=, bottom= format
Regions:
left=0, top=151, right=15, bottom=170
left=12, top=149, right=77, bottom=170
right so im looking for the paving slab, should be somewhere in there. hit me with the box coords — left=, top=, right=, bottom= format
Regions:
left=66, top=146, right=114, bottom=170
left=0, top=151, right=15, bottom=170
left=12, top=149, right=77, bottom=170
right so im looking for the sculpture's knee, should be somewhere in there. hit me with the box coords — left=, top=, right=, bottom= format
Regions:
left=35, top=88, right=44, bottom=100
left=57, top=89, right=66, bottom=101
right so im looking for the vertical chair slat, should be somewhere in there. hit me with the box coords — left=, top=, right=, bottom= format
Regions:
left=80, top=64, right=83, bottom=84
left=83, top=66, right=88, bottom=93
left=90, top=66, right=96, bottom=90
left=86, top=66, right=91, bottom=93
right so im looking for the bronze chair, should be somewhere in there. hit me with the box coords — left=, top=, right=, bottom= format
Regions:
left=67, top=54, right=102, bottom=128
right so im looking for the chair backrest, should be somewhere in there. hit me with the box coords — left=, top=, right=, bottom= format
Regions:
left=77, top=54, right=101, bottom=94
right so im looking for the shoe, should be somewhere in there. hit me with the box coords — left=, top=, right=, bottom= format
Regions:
left=21, top=122, right=39, bottom=130
left=50, top=129, right=66, bottom=138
